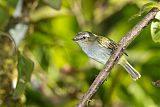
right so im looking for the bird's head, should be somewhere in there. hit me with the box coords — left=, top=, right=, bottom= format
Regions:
left=72, top=31, right=97, bottom=44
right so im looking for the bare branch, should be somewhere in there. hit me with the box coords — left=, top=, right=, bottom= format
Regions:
left=77, top=8, right=159, bottom=107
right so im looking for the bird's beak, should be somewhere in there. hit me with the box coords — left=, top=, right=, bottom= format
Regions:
left=72, top=37, right=79, bottom=41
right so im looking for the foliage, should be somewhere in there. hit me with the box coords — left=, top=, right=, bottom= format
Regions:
left=140, top=1, right=160, bottom=12
left=13, top=51, right=34, bottom=99
left=0, top=0, right=160, bottom=107
left=151, top=11, right=160, bottom=43
left=42, top=0, right=61, bottom=10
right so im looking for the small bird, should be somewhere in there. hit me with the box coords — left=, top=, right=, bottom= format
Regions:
left=72, top=31, right=141, bottom=80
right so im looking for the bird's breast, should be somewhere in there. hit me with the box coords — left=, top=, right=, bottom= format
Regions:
left=81, top=42, right=112, bottom=64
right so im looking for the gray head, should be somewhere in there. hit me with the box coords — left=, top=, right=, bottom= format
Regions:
left=72, top=31, right=97, bottom=44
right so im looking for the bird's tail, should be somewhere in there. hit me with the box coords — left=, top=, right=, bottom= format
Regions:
left=119, top=56, right=141, bottom=80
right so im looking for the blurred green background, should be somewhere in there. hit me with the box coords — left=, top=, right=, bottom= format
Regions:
left=0, top=0, right=160, bottom=107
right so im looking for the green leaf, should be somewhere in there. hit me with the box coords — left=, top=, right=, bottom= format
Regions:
left=130, top=2, right=160, bottom=21
left=42, top=0, right=61, bottom=10
left=13, top=51, right=34, bottom=99
left=128, top=13, right=141, bottom=21
left=0, top=6, right=9, bottom=29
left=151, top=11, right=160, bottom=43
left=140, top=2, right=160, bottom=13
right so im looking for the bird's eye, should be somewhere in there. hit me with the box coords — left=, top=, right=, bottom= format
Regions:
left=83, top=37, right=86, bottom=39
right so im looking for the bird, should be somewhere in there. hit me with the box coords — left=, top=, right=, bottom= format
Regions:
left=72, top=31, right=141, bottom=80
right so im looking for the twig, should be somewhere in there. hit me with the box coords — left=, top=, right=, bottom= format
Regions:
left=77, top=8, right=159, bottom=107
left=0, top=31, right=17, bottom=54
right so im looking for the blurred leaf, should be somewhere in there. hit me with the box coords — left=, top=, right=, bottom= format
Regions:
left=7, top=0, right=18, bottom=7
left=0, top=6, right=9, bottom=29
left=26, top=89, right=55, bottom=107
left=13, top=51, right=34, bottom=99
left=151, top=11, right=160, bottom=43
left=40, top=49, right=49, bottom=71
left=33, top=46, right=50, bottom=71
left=130, top=2, right=160, bottom=21
left=50, top=16, right=79, bottom=40
left=140, top=2, right=160, bottom=13
left=42, top=0, right=61, bottom=10
left=81, top=0, right=94, bottom=21
left=128, top=13, right=141, bottom=22
left=0, top=31, right=17, bottom=54
left=30, top=6, right=70, bottom=22
left=27, top=32, right=55, bottom=47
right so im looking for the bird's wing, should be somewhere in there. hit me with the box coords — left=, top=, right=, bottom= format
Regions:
left=97, top=36, right=128, bottom=56
left=97, top=36, right=117, bottom=52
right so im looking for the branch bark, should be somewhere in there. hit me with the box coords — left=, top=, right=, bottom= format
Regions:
left=77, top=8, right=159, bottom=107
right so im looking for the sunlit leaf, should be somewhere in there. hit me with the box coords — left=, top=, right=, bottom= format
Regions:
left=129, top=2, right=160, bottom=21
left=140, top=2, right=160, bottom=13
left=151, top=11, right=160, bottom=43
left=42, top=0, right=61, bottom=10
left=13, top=51, right=34, bottom=99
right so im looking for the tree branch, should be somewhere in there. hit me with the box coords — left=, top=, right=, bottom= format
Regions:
left=77, top=8, right=159, bottom=107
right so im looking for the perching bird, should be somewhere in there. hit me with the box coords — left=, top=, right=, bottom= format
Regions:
left=72, top=31, right=141, bottom=80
